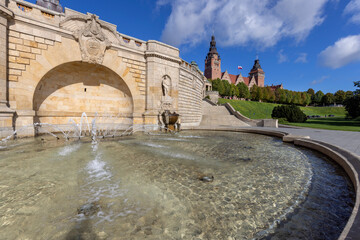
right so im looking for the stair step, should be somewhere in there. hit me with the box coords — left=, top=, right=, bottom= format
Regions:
left=201, top=100, right=250, bottom=127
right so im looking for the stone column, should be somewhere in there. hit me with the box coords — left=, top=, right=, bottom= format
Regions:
left=0, top=1, right=15, bottom=138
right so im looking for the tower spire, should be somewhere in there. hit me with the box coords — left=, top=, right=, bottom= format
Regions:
left=204, top=35, right=222, bottom=80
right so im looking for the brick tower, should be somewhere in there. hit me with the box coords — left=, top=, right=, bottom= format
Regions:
left=249, top=59, right=265, bottom=87
left=204, top=35, right=221, bottom=80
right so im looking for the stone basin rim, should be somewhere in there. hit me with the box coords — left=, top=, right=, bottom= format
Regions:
left=182, top=126, right=360, bottom=240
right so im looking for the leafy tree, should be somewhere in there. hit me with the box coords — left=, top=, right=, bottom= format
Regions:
left=313, top=90, right=324, bottom=105
left=301, top=92, right=311, bottom=106
left=222, top=80, right=231, bottom=96
left=275, top=88, right=286, bottom=104
left=346, top=91, right=354, bottom=99
left=354, top=81, right=360, bottom=95
left=229, top=84, right=239, bottom=97
left=250, top=85, right=258, bottom=100
left=334, top=90, right=346, bottom=104
left=307, top=88, right=315, bottom=97
left=322, top=93, right=335, bottom=106
left=344, top=81, right=360, bottom=118
left=344, top=96, right=360, bottom=118
left=236, top=82, right=250, bottom=99
left=211, top=79, right=221, bottom=91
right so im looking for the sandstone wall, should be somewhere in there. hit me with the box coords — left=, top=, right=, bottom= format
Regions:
left=179, top=62, right=204, bottom=126
left=0, top=0, right=206, bottom=137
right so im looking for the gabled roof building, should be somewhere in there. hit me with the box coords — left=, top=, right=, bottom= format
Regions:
left=204, top=35, right=282, bottom=90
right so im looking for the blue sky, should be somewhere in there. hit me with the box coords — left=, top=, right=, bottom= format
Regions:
left=27, top=0, right=360, bottom=93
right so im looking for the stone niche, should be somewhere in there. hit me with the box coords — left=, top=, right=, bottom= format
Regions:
left=33, top=62, right=133, bottom=128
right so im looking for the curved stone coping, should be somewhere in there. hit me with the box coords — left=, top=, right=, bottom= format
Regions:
left=182, top=126, right=360, bottom=240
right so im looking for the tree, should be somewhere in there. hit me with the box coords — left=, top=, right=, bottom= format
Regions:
left=344, top=81, right=360, bottom=118
left=212, top=79, right=221, bottom=91
left=322, top=93, right=335, bottom=106
left=313, top=90, right=324, bottom=105
left=354, top=81, right=360, bottom=95
left=307, top=88, right=315, bottom=97
left=215, top=80, right=225, bottom=96
left=250, top=85, right=259, bottom=101
left=275, top=88, right=286, bottom=103
left=301, top=92, right=311, bottom=106
left=222, top=80, right=231, bottom=96
left=344, top=96, right=360, bottom=118
left=346, top=91, right=354, bottom=99
left=334, top=90, right=346, bottom=104
left=237, top=82, right=250, bottom=99
left=307, top=88, right=315, bottom=103
left=229, top=84, right=239, bottom=97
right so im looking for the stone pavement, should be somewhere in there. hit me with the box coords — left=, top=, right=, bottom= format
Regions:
left=261, top=126, right=360, bottom=156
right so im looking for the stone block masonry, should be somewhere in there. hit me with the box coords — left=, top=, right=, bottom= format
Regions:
left=122, top=57, right=146, bottom=95
left=7, top=30, right=54, bottom=82
left=0, top=0, right=206, bottom=137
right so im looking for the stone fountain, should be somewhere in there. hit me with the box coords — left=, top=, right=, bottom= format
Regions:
left=158, top=75, right=180, bottom=132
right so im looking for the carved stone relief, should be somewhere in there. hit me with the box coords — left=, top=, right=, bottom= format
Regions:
left=72, top=14, right=111, bottom=64
left=160, top=75, right=173, bottom=111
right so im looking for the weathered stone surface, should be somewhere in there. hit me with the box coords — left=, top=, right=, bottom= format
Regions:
left=283, top=134, right=311, bottom=143
left=0, top=0, right=205, bottom=136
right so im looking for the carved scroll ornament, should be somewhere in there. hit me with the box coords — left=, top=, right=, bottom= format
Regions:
left=73, top=14, right=111, bottom=64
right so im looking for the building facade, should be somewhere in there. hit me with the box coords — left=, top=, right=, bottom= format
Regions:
left=204, top=35, right=266, bottom=88
left=0, top=0, right=206, bottom=137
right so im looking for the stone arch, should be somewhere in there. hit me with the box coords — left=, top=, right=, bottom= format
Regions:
left=33, top=61, right=134, bottom=126
left=11, top=37, right=146, bottom=133
left=14, top=37, right=142, bottom=112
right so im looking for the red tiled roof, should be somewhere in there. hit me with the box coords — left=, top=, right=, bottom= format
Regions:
left=243, top=77, right=250, bottom=85
left=229, top=74, right=237, bottom=84
left=221, top=72, right=251, bottom=86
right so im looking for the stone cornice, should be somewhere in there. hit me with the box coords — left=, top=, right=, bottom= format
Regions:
left=0, top=5, right=14, bottom=19
left=145, top=51, right=182, bottom=64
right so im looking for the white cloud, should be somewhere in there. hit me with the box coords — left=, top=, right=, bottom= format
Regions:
left=278, top=49, right=288, bottom=63
left=295, top=53, right=308, bottom=63
left=319, top=35, right=360, bottom=69
left=344, top=0, right=360, bottom=24
left=311, top=76, right=329, bottom=85
left=158, top=0, right=329, bottom=48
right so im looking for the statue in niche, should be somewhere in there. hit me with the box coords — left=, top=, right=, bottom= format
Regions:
left=162, top=75, right=171, bottom=97
left=74, top=14, right=111, bottom=64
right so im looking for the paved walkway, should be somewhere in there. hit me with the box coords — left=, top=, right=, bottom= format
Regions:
left=261, top=126, right=360, bottom=156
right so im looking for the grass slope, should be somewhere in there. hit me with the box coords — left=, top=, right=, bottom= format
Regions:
left=286, top=118, right=360, bottom=132
left=218, top=99, right=359, bottom=131
left=218, top=99, right=346, bottom=119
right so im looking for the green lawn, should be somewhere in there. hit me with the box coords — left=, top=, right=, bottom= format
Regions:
left=218, top=99, right=359, bottom=131
left=218, top=99, right=279, bottom=119
left=286, top=117, right=360, bottom=132
left=218, top=99, right=346, bottom=119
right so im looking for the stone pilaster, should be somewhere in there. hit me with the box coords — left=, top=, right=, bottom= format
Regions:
left=0, top=2, right=15, bottom=138
left=144, top=41, right=181, bottom=125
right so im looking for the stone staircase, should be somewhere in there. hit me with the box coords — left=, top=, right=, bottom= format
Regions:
left=200, top=100, right=250, bottom=127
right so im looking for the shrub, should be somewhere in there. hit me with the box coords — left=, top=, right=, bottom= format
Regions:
left=271, top=105, right=307, bottom=123
left=344, top=95, right=360, bottom=119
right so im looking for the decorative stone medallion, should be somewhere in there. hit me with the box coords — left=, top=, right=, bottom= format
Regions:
left=74, top=14, right=111, bottom=64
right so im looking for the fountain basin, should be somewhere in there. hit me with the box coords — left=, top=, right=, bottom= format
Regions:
left=0, top=131, right=354, bottom=239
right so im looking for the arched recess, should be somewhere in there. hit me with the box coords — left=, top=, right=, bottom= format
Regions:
left=33, top=61, right=133, bottom=126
